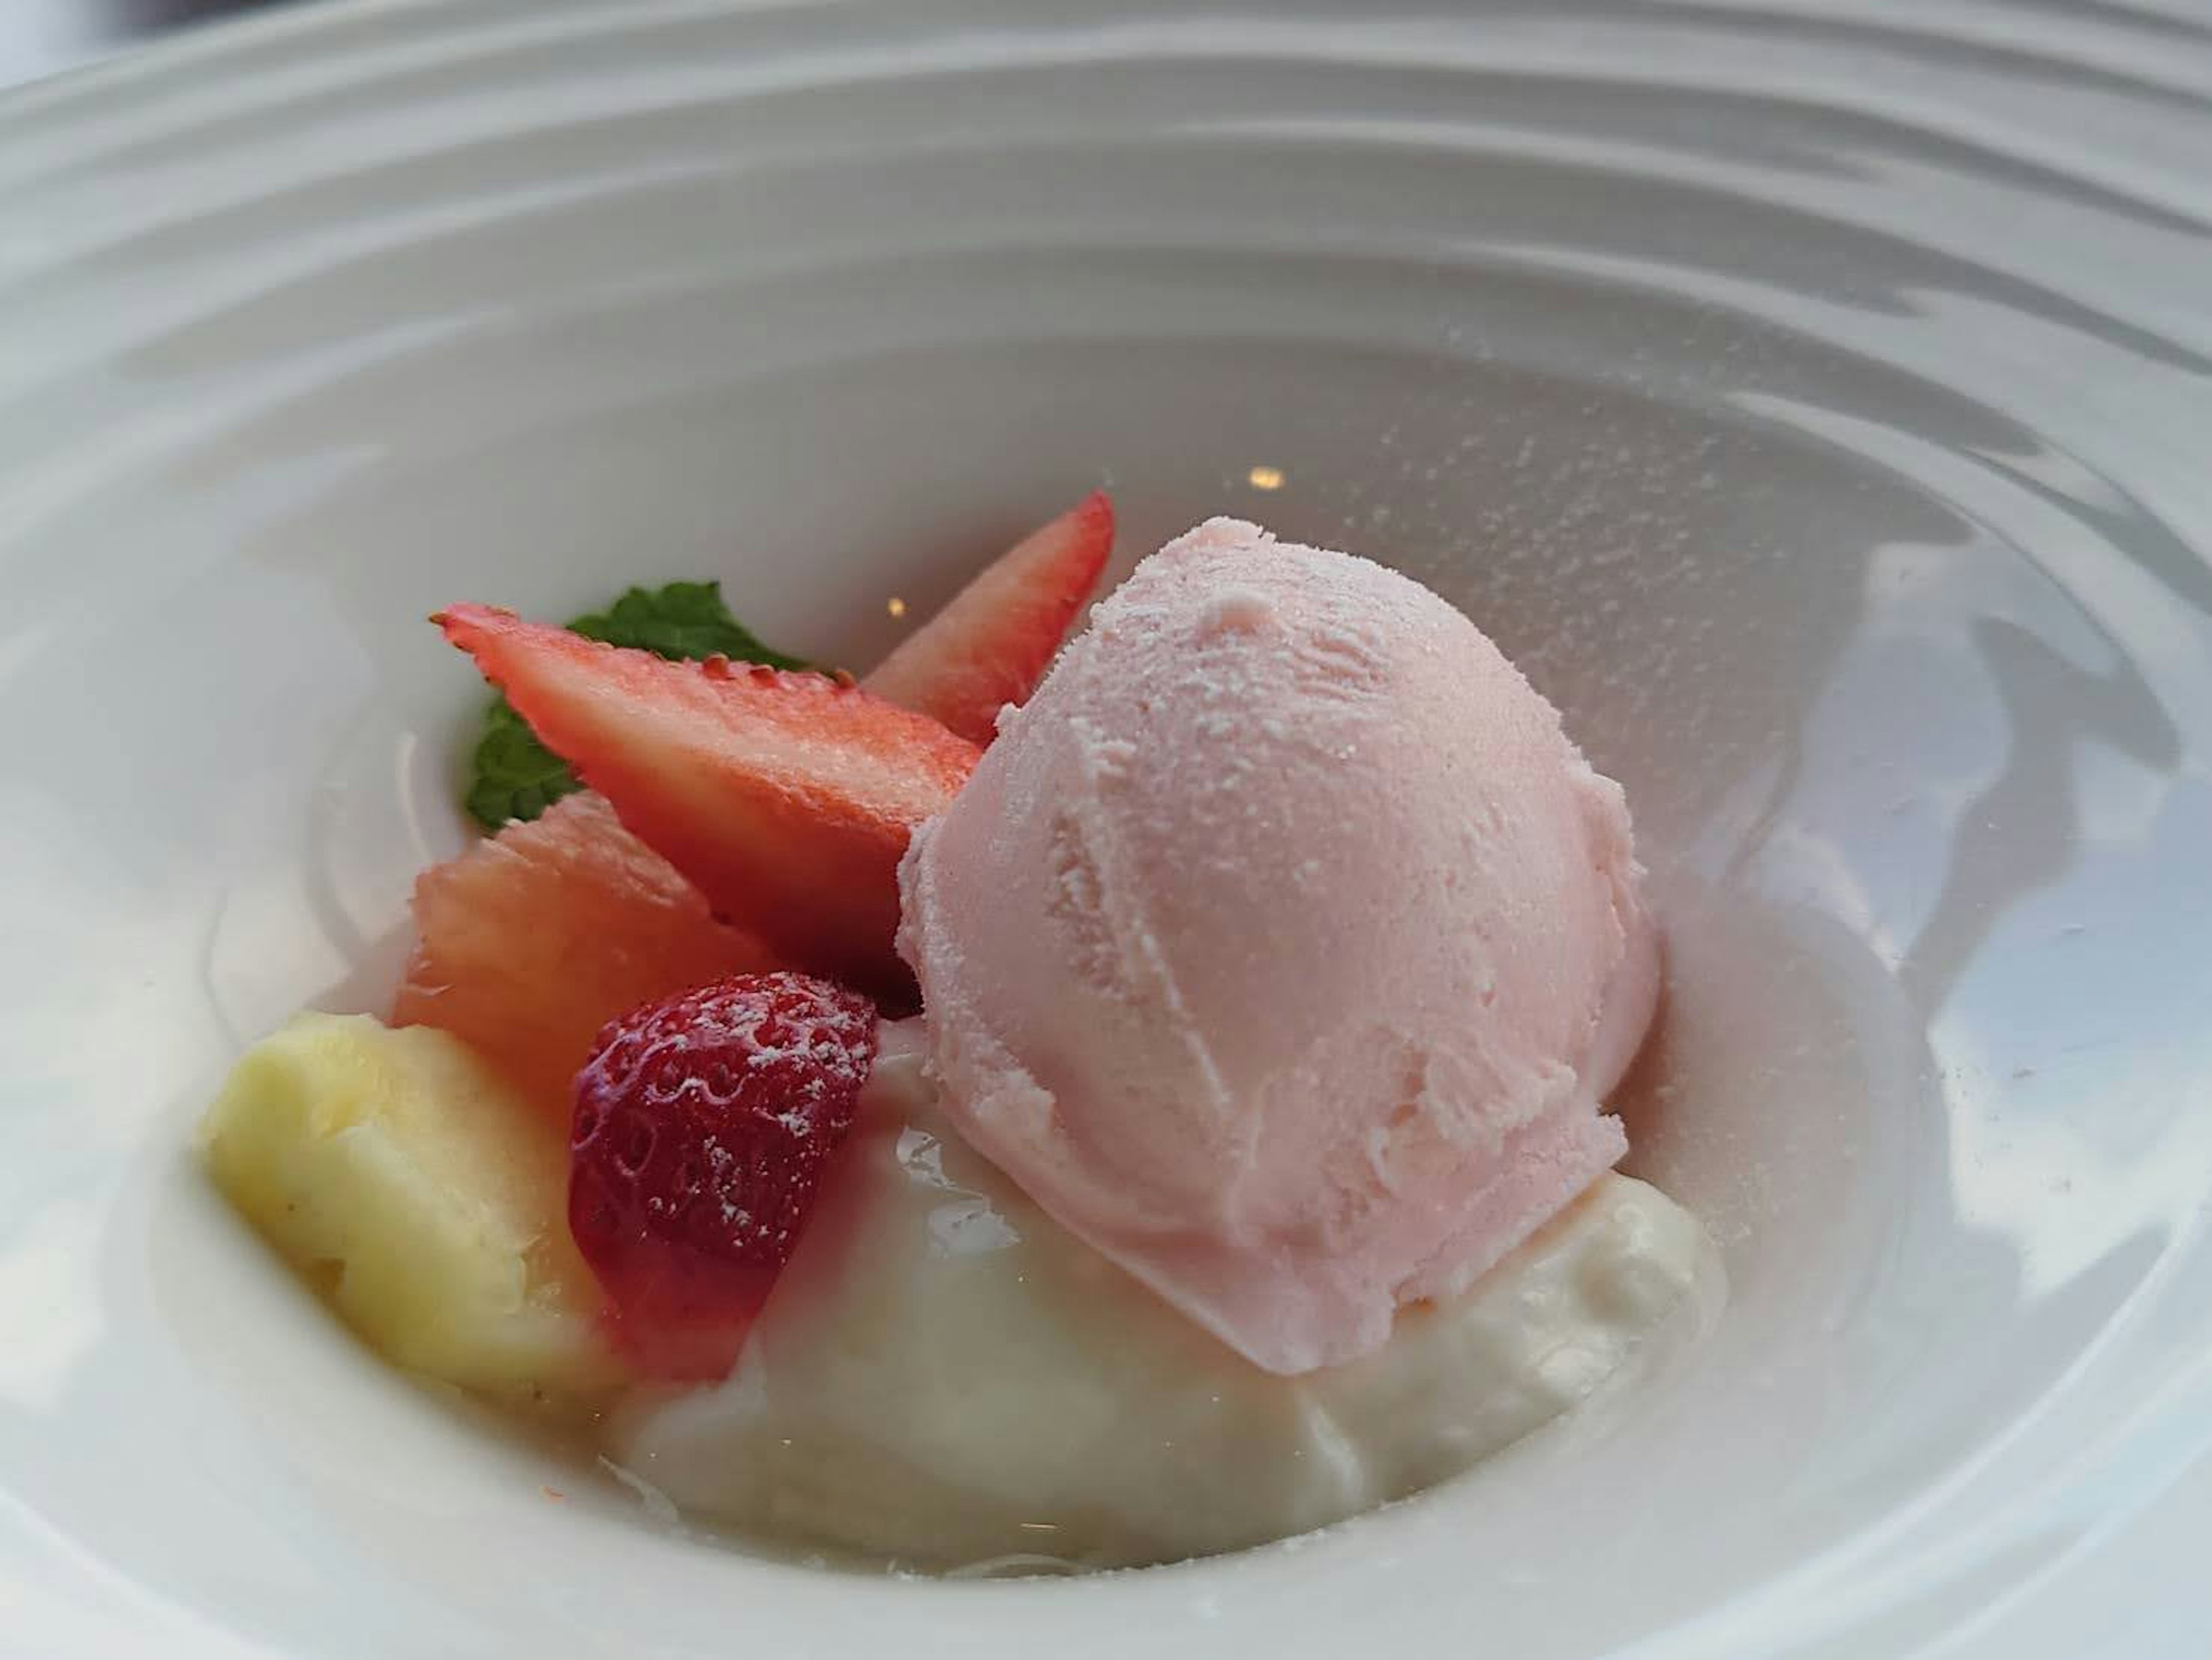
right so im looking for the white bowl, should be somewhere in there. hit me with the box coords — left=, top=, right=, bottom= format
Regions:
left=3, top=1, right=2211, bottom=1654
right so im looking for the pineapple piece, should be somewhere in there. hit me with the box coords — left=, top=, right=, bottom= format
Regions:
left=197, top=1012, right=622, bottom=1399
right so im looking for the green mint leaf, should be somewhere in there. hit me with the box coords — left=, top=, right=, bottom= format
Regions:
left=569, top=581, right=810, bottom=671
left=464, top=699, right=584, bottom=830
left=463, top=581, right=809, bottom=829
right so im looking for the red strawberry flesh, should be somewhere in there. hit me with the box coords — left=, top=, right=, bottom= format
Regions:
left=434, top=607, right=979, bottom=1001
left=569, top=972, right=878, bottom=1381
left=865, top=492, right=1114, bottom=746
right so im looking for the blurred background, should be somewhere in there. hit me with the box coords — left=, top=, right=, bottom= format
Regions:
left=7, top=0, right=287, bottom=84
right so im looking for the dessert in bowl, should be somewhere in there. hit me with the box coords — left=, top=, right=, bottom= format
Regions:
left=10, top=2, right=2211, bottom=1649
left=196, top=501, right=1720, bottom=1571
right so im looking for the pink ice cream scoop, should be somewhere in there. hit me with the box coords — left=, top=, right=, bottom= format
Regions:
left=896, top=518, right=1659, bottom=1375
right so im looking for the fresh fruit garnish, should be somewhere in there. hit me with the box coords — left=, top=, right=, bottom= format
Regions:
left=467, top=580, right=812, bottom=829
left=569, top=973, right=879, bottom=1380
left=198, top=1014, right=624, bottom=1400
left=436, top=606, right=980, bottom=999
left=865, top=493, right=1115, bottom=746
left=393, top=791, right=782, bottom=1122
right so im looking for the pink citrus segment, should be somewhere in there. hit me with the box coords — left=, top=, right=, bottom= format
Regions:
left=393, top=791, right=782, bottom=1122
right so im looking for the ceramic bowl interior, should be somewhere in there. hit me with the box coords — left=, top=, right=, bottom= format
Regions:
left=2, top=3, right=2210, bottom=1657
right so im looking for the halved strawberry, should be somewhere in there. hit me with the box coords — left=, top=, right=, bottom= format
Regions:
left=864, top=491, right=1114, bottom=746
left=570, top=971, right=878, bottom=1381
left=435, top=606, right=980, bottom=1001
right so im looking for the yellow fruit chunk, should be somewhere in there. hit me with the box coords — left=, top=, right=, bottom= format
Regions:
left=197, top=1012, right=622, bottom=1400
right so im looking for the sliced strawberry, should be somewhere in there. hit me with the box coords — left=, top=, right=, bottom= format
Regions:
left=435, top=607, right=980, bottom=1001
left=864, top=491, right=1114, bottom=746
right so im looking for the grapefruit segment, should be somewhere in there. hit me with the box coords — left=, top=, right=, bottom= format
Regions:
left=394, top=791, right=779, bottom=1120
